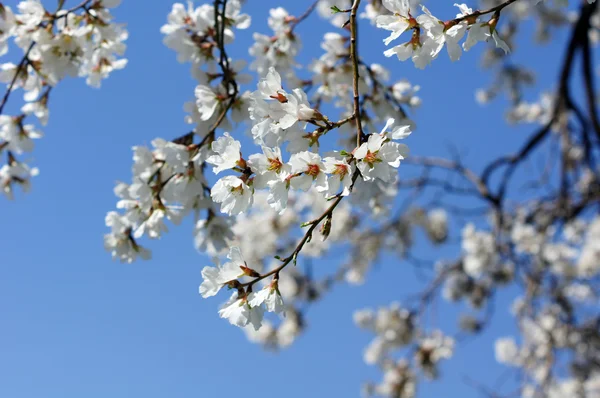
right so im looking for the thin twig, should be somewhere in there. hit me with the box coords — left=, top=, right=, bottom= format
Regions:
left=0, top=43, right=35, bottom=116
left=349, top=0, right=364, bottom=148
left=289, top=0, right=320, bottom=33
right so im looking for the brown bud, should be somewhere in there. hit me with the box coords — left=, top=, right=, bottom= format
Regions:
left=240, top=265, right=260, bottom=278
left=320, top=214, right=332, bottom=241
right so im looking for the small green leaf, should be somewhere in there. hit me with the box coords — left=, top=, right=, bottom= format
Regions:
left=330, top=5, right=342, bottom=14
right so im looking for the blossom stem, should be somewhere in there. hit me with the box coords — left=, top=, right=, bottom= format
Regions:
left=242, top=171, right=359, bottom=290
left=0, top=43, right=35, bottom=117
left=241, top=1, right=367, bottom=290
left=61, top=0, right=94, bottom=16
left=349, top=0, right=364, bottom=148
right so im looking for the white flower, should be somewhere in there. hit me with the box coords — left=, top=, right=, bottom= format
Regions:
left=415, top=331, right=454, bottom=378
left=289, top=151, right=328, bottom=192
left=248, top=97, right=283, bottom=147
left=0, top=159, right=39, bottom=199
left=353, top=309, right=375, bottom=329
left=0, top=5, right=15, bottom=57
left=211, top=175, right=253, bottom=215
left=454, top=3, right=473, bottom=18
left=320, top=32, right=349, bottom=66
left=418, top=6, right=467, bottom=61
left=267, top=7, right=290, bottom=34
left=206, top=133, right=242, bottom=174
left=284, top=88, right=316, bottom=122
left=354, top=133, right=408, bottom=182
left=199, top=246, right=245, bottom=297
left=134, top=209, right=171, bottom=239
left=104, top=211, right=151, bottom=263
left=21, top=100, right=49, bottom=126
left=425, top=209, right=448, bottom=244
left=16, top=0, right=45, bottom=30
left=257, top=69, right=299, bottom=128
left=219, top=292, right=264, bottom=330
left=224, top=0, right=251, bottom=31
left=376, top=0, right=412, bottom=46
left=379, top=118, right=412, bottom=140
left=0, top=116, right=43, bottom=154
left=462, top=224, right=497, bottom=277
left=323, top=152, right=353, bottom=197
left=494, top=337, right=520, bottom=365
left=392, top=80, right=421, bottom=107
left=249, top=280, right=285, bottom=315
left=383, top=32, right=438, bottom=69
left=256, top=66, right=286, bottom=100
left=194, top=216, right=234, bottom=255
left=247, top=146, right=289, bottom=189
left=463, top=21, right=510, bottom=54
left=578, top=216, right=600, bottom=277
left=195, top=85, right=221, bottom=120
left=266, top=172, right=291, bottom=214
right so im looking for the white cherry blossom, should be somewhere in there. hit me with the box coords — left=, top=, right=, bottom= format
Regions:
left=354, top=133, right=408, bottom=182
left=219, top=292, right=264, bottom=330
left=206, top=133, right=242, bottom=174
left=199, top=246, right=246, bottom=297
left=289, top=151, right=328, bottom=192
left=211, top=175, right=254, bottom=216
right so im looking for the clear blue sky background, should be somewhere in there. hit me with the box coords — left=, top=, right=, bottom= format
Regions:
left=0, top=1, right=583, bottom=397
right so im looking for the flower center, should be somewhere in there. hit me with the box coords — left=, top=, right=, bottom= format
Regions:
left=269, top=92, right=288, bottom=103
left=268, top=157, right=283, bottom=172
left=333, top=164, right=348, bottom=178
left=230, top=185, right=244, bottom=194
left=363, top=151, right=379, bottom=165
left=306, top=164, right=321, bottom=177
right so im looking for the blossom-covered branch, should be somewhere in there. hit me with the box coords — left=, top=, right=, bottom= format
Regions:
left=0, top=0, right=127, bottom=198
left=90, top=0, right=600, bottom=396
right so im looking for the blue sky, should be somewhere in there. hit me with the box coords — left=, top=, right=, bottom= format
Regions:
left=0, top=1, right=582, bottom=397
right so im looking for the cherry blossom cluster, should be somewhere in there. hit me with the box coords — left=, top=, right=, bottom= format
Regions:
left=245, top=1, right=423, bottom=145
left=197, top=65, right=413, bottom=330
left=374, top=1, right=509, bottom=69
left=0, top=0, right=127, bottom=198
left=104, top=0, right=253, bottom=263
left=104, top=138, right=207, bottom=263
left=209, top=67, right=410, bottom=213
left=161, top=0, right=250, bottom=66
left=371, top=0, right=596, bottom=70
left=474, top=0, right=599, bottom=117
left=439, top=208, right=600, bottom=396
left=230, top=190, right=355, bottom=347
left=249, top=7, right=302, bottom=81
left=199, top=246, right=285, bottom=330
left=97, top=0, right=600, bottom=396
left=355, top=303, right=454, bottom=397
left=239, top=202, right=450, bottom=348
left=2, top=1, right=600, bottom=398
left=218, top=200, right=450, bottom=348
left=494, top=308, right=600, bottom=397
left=305, top=15, right=419, bottom=137
left=161, top=0, right=251, bottom=136
left=106, top=0, right=423, bottom=337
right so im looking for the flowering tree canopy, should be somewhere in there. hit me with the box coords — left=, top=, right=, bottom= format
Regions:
left=3, top=0, right=600, bottom=396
